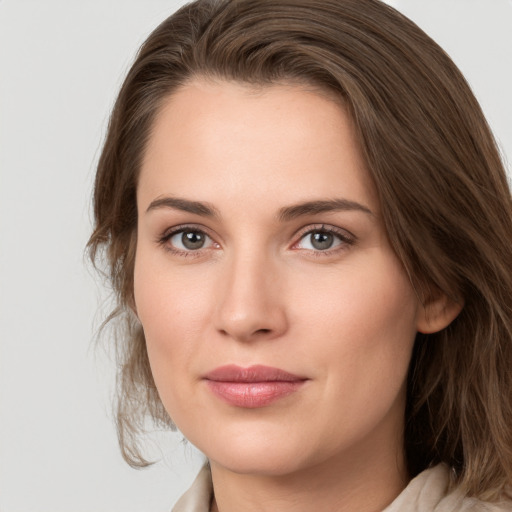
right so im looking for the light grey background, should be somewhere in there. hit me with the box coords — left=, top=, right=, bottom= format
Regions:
left=0, top=1, right=511, bottom=511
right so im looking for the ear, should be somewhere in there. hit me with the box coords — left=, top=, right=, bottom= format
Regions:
left=416, top=293, right=463, bottom=334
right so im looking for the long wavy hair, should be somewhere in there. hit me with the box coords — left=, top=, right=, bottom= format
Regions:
left=88, top=0, right=512, bottom=500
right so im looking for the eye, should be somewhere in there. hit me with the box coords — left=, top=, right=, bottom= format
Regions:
left=159, top=226, right=217, bottom=254
left=294, top=226, right=355, bottom=252
left=171, top=230, right=210, bottom=250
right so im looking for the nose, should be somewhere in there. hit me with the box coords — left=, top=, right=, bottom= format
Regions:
left=213, top=251, right=288, bottom=343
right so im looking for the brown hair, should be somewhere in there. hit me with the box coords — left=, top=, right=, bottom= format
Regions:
left=88, top=0, right=512, bottom=500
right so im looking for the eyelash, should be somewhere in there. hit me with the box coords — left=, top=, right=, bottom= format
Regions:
left=292, top=224, right=356, bottom=256
left=157, top=224, right=217, bottom=258
left=157, top=223, right=356, bottom=258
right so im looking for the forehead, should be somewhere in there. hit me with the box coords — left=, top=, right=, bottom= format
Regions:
left=138, top=79, right=377, bottom=214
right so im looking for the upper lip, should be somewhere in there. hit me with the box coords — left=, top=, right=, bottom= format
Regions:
left=204, top=364, right=307, bottom=382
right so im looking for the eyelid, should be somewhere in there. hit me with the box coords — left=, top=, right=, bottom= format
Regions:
left=156, top=223, right=220, bottom=256
left=291, top=224, right=357, bottom=252
left=155, top=222, right=356, bottom=257
left=158, top=223, right=213, bottom=240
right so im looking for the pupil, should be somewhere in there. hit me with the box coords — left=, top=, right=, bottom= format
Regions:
left=182, top=231, right=205, bottom=249
left=311, top=232, right=333, bottom=250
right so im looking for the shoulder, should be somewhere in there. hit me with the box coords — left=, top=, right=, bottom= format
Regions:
left=384, top=465, right=512, bottom=512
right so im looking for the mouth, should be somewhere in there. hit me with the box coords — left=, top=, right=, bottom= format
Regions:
left=203, top=365, right=308, bottom=408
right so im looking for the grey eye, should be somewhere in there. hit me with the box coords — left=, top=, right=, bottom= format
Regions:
left=309, top=232, right=334, bottom=250
left=170, top=230, right=212, bottom=251
left=295, top=228, right=350, bottom=252
left=182, top=231, right=205, bottom=249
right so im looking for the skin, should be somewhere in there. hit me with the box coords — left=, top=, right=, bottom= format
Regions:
left=134, top=79, right=457, bottom=512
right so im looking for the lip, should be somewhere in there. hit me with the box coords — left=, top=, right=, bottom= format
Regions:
left=203, top=365, right=308, bottom=408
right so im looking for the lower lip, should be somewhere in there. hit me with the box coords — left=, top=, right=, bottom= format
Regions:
left=205, top=380, right=305, bottom=408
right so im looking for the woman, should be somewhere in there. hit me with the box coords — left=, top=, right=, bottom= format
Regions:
left=88, top=0, right=512, bottom=510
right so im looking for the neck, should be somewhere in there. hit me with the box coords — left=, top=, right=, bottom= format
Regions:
left=209, top=435, right=409, bottom=512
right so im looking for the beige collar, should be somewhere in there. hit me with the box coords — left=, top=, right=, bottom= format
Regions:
left=172, top=463, right=510, bottom=512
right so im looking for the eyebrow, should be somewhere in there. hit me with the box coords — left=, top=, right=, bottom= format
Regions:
left=146, top=196, right=220, bottom=217
left=146, top=196, right=373, bottom=220
left=278, top=199, right=373, bottom=221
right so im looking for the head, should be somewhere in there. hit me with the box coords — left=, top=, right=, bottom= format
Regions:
left=88, top=0, right=512, bottom=499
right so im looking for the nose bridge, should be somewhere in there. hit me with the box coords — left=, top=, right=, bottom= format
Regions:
left=214, top=241, right=287, bottom=342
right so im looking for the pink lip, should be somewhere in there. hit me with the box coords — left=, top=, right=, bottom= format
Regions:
left=203, top=365, right=308, bottom=408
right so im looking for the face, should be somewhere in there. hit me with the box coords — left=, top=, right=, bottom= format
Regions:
left=134, top=79, right=424, bottom=478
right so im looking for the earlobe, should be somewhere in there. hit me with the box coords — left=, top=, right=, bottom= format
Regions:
left=416, top=293, right=463, bottom=334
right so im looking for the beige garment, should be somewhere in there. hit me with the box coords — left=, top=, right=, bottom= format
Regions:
left=172, top=464, right=212, bottom=512
left=172, top=463, right=511, bottom=512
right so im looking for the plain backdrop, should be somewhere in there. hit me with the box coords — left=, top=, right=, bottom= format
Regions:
left=0, top=1, right=511, bottom=511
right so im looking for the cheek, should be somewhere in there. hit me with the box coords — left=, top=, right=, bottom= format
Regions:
left=134, top=240, right=211, bottom=333
left=287, top=257, right=418, bottom=453
left=294, top=251, right=417, bottom=342
left=133, top=246, right=215, bottom=399
left=291, top=251, right=419, bottom=397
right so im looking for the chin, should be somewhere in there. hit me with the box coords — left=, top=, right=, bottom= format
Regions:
left=208, top=448, right=306, bottom=477
left=188, top=419, right=319, bottom=477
